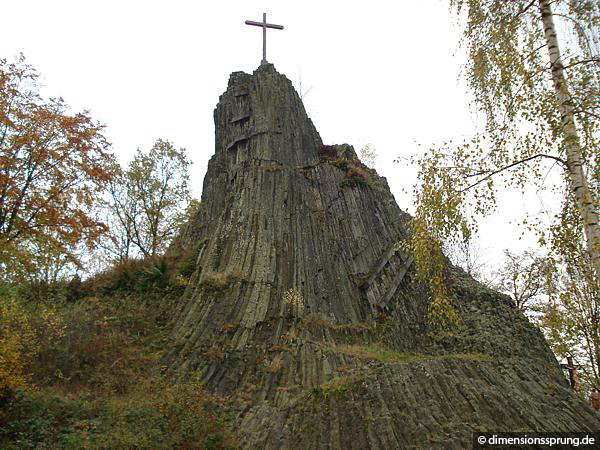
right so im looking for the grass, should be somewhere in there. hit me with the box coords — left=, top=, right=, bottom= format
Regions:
left=335, top=344, right=413, bottom=363
left=333, top=343, right=491, bottom=364
left=302, top=314, right=375, bottom=332
left=304, top=375, right=363, bottom=404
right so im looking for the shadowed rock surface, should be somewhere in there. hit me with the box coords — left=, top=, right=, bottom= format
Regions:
left=167, top=64, right=599, bottom=448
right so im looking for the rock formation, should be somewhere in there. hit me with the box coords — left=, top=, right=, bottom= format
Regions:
left=167, top=64, right=599, bottom=448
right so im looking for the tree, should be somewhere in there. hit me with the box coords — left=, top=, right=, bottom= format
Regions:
left=0, top=55, right=113, bottom=279
left=493, top=249, right=548, bottom=312
left=447, top=237, right=494, bottom=287
left=358, top=143, right=378, bottom=169
left=408, top=0, right=599, bottom=330
left=102, top=139, right=192, bottom=262
left=540, top=202, right=599, bottom=393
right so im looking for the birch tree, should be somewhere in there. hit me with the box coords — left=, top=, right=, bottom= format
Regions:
left=409, top=0, right=599, bottom=330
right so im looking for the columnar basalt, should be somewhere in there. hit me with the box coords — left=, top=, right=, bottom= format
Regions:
left=167, top=64, right=599, bottom=448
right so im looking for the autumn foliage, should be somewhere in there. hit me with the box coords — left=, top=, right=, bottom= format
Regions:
left=0, top=292, right=37, bottom=398
left=0, top=55, right=113, bottom=278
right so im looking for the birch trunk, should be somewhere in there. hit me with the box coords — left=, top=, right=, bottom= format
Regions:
left=539, top=0, right=600, bottom=282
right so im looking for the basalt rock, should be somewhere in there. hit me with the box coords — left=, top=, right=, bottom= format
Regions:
left=167, top=64, right=599, bottom=448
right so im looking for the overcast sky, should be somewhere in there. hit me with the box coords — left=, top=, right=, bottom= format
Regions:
left=1, top=0, right=544, bottom=273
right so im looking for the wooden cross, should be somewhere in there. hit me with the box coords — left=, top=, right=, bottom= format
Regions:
left=591, top=389, right=599, bottom=410
left=245, top=13, right=284, bottom=65
left=560, top=356, right=582, bottom=391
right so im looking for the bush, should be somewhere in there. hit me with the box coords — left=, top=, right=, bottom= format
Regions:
left=87, top=255, right=186, bottom=299
left=0, top=273, right=236, bottom=448
left=0, top=380, right=236, bottom=449
left=30, top=294, right=163, bottom=393
left=317, top=145, right=338, bottom=160
left=179, top=238, right=208, bottom=278
left=341, top=165, right=372, bottom=187
left=0, top=288, right=39, bottom=399
left=0, top=247, right=237, bottom=448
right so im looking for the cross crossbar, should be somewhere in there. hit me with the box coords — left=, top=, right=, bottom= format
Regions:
left=245, top=20, right=284, bottom=30
left=245, top=13, right=284, bottom=65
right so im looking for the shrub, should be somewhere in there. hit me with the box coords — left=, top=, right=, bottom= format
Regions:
left=179, top=238, right=208, bottom=278
left=331, top=157, right=349, bottom=170
left=0, top=289, right=39, bottom=399
left=317, top=145, right=338, bottom=160
left=0, top=380, right=236, bottom=449
left=199, top=270, right=242, bottom=296
left=341, top=165, right=373, bottom=188
left=88, top=255, right=185, bottom=299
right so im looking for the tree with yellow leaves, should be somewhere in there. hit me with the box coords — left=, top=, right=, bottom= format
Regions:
left=0, top=55, right=113, bottom=279
left=409, top=0, right=599, bottom=332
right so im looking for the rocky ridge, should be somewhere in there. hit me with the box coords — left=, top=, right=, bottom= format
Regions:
left=167, top=64, right=599, bottom=448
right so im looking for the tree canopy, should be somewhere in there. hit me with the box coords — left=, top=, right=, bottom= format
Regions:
left=0, top=55, right=113, bottom=279
left=409, top=0, right=599, bottom=331
left=102, top=139, right=192, bottom=262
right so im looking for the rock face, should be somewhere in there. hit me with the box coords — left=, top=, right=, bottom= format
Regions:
left=168, top=64, right=599, bottom=448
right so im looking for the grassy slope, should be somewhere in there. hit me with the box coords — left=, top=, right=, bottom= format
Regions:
left=0, top=255, right=236, bottom=449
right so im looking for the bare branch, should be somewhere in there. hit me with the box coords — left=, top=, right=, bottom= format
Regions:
left=562, top=58, right=600, bottom=70
left=462, top=153, right=567, bottom=192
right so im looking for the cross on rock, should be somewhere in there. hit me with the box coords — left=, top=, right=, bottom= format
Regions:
left=245, top=13, right=284, bottom=65
left=560, top=356, right=583, bottom=391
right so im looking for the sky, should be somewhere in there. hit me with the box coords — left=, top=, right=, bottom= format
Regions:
left=0, top=0, right=545, bottom=274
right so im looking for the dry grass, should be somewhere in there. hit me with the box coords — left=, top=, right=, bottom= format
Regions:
left=265, top=165, right=285, bottom=173
left=276, top=384, right=300, bottom=393
left=263, top=354, right=284, bottom=373
left=328, top=156, right=376, bottom=188
left=199, top=269, right=243, bottom=294
left=341, top=164, right=375, bottom=187
left=281, top=327, right=299, bottom=342
left=270, top=343, right=292, bottom=353
left=203, top=345, right=226, bottom=363
left=282, top=288, right=305, bottom=316
left=221, top=322, right=239, bottom=334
